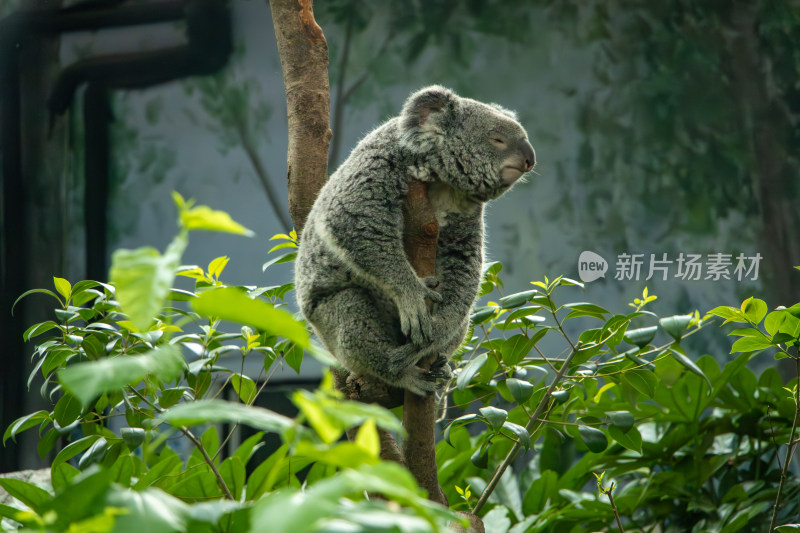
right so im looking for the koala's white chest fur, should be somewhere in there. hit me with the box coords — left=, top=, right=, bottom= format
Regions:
left=427, top=182, right=479, bottom=228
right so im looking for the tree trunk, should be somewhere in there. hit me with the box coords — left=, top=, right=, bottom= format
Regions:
left=268, top=0, right=331, bottom=236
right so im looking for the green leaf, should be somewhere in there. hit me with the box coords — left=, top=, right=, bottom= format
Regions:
left=3, top=410, right=49, bottom=444
left=51, top=435, right=101, bottom=471
left=121, top=427, right=146, bottom=451
left=479, top=406, right=508, bottom=429
left=624, top=326, right=657, bottom=348
left=730, top=336, right=774, bottom=353
left=499, top=290, right=537, bottom=309
left=669, top=346, right=712, bottom=389
left=470, top=306, right=497, bottom=325
left=578, top=425, right=608, bottom=453
left=505, top=378, right=534, bottom=404
left=23, top=321, right=60, bottom=341
left=208, top=256, right=230, bottom=279
left=562, top=302, right=609, bottom=315
left=231, top=374, right=258, bottom=403
left=659, top=314, right=693, bottom=341
left=0, top=478, right=51, bottom=513
left=456, top=353, right=488, bottom=390
left=500, top=334, right=539, bottom=367
left=181, top=205, right=255, bottom=236
left=619, top=369, right=657, bottom=399
left=741, top=297, right=768, bottom=324
left=502, top=421, right=531, bottom=449
left=110, top=232, right=187, bottom=331
left=53, top=392, right=82, bottom=427
left=707, top=305, right=748, bottom=324
left=53, top=277, right=71, bottom=299
left=608, top=425, right=642, bottom=453
left=105, top=487, right=190, bottom=533
left=160, top=399, right=293, bottom=433
left=12, top=288, right=63, bottom=314
left=220, top=456, right=246, bottom=500
left=59, top=345, right=186, bottom=407
left=775, top=525, right=800, bottom=532
left=654, top=354, right=684, bottom=387
left=192, top=287, right=308, bottom=348
left=607, top=411, right=634, bottom=432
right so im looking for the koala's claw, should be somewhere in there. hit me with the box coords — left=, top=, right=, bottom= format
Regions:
left=429, top=355, right=453, bottom=380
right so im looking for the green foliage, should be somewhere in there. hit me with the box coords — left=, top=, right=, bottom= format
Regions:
left=3, top=194, right=799, bottom=532
left=436, top=267, right=800, bottom=531
left=2, top=196, right=457, bottom=533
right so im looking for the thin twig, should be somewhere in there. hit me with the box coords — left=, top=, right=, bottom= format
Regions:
left=127, top=386, right=235, bottom=500
left=769, top=356, right=800, bottom=531
left=474, top=295, right=581, bottom=513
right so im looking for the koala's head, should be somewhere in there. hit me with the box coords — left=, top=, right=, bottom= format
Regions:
left=399, top=85, right=535, bottom=203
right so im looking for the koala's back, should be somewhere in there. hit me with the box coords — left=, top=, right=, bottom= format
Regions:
left=295, top=118, right=407, bottom=320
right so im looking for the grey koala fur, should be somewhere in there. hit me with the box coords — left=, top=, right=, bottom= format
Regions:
left=295, top=85, right=535, bottom=395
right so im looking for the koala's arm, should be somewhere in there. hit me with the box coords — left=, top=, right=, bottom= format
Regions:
left=428, top=210, right=484, bottom=352
left=314, top=172, right=441, bottom=344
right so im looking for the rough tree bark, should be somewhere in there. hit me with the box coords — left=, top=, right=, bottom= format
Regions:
left=269, top=0, right=331, bottom=236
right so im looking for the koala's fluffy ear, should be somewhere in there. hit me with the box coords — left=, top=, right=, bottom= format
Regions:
left=400, top=85, right=459, bottom=144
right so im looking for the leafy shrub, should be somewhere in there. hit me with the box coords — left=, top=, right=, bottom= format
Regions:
left=2, top=194, right=798, bottom=533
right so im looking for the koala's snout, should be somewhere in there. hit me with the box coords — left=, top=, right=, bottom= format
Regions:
left=521, top=140, right=536, bottom=172
left=500, top=139, right=536, bottom=186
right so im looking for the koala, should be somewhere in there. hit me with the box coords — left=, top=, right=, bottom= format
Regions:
left=295, top=85, right=535, bottom=395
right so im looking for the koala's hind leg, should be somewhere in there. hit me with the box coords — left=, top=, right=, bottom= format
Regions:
left=309, top=288, right=439, bottom=395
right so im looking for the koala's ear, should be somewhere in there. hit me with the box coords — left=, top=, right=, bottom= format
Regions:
left=400, top=85, right=458, bottom=134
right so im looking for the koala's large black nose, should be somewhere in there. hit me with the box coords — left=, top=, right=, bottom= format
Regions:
left=520, top=139, right=535, bottom=171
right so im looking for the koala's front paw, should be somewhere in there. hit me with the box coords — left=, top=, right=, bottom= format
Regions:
left=399, top=366, right=440, bottom=396
left=429, top=354, right=453, bottom=381
left=397, top=280, right=440, bottom=345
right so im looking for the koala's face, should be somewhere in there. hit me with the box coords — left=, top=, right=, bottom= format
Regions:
left=399, top=86, right=535, bottom=203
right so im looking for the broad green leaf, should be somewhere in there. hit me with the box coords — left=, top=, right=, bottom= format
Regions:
left=230, top=374, right=257, bottom=403
left=160, top=399, right=293, bottom=433
left=624, top=326, right=657, bottom=348
left=659, top=314, right=693, bottom=341
left=730, top=336, right=774, bottom=353
left=192, top=287, right=308, bottom=348
left=121, top=427, right=146, bottom=451
left=619, top=369, right=657, bottom=399
left=105, top=487, right=189, bottom=533
left=479, top=406, right=508, bottom=429
left=59, top=345, right=186, bottom=407
left=220, top=456, right=246, bottom=500
left=607, top=411, right=634, bottom=432
left=470, top=306, right=497, bottom=325
left=654, top=354, right=684, bottom=387
left=293, top=390, right=342, bottom=444
left=502, top=421, right=531, bottom=449
left=522, top=470, right=558, bottom=514
left=471, top=445, right=489, bottom=468
left=669, top=346, right=712, bottom=389
left=456, top=353, right=488, bottom=390
left=233, top=431, right=265, bottom=467
left=741, top=297, right=768, bottom=324
left=181, top=205, right=254, bottom=236
left=110, top=232, right=187, bottom=331
left=53, top=277, right=71, bottom=299
left=354, top=419, right=380, bottom=457
left=0, top=478, right=51, bottom=513
left=578, top=425, right=608, bottom=453
left=608, top=425, right=642, bottom=453
left=506, top=378, right=534, bottom=404
left=501, top=334, right=539, bottom=367
left=776, top=526, right=800, bottom=532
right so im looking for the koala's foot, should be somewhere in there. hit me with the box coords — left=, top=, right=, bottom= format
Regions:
left=397, top=365, right=440, bottom=396
left=429, top=354, right=453, bottom=381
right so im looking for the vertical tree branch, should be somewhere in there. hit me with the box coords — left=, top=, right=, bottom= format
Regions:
left=269, top=0, right=331, bottom=235
left=401, top=181, right=448, bottom=506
